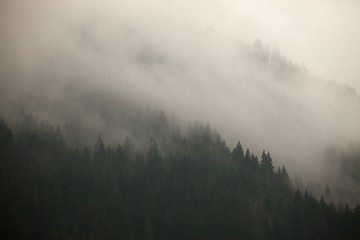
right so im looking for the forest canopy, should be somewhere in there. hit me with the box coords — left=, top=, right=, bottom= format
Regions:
left=0, top=112, right=359, bottom=240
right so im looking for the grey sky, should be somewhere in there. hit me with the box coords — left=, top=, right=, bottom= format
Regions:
left=1, top=0, right=359, bottom=88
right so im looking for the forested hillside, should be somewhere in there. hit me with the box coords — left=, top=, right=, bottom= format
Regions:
left=2, top=1, right=360, bottom=240
left=1, top=112, right=359, bottom=240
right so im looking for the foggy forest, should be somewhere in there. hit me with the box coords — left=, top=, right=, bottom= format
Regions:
left=0, top=0, right=360, bottom=239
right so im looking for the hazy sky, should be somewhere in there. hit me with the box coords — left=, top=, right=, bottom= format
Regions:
left=2, top=0, right=359, bottom=89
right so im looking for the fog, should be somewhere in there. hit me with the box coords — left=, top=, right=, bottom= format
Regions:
left=1, top=0, right=360, bottom=195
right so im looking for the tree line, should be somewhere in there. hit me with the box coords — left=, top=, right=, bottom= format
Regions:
left=0, top=112, right=359, bottom=240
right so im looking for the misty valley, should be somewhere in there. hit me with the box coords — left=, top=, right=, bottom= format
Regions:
left=1, top=0, right=360, bottom=239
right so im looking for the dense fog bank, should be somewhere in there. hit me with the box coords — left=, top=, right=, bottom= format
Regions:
left=1, top=0, right=360, bottom=203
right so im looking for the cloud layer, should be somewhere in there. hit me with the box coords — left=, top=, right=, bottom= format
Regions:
left=1, top=0, right=360, bottom=186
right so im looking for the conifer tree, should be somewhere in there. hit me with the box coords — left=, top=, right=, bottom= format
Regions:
left=232, top=141, right=244, bottom=162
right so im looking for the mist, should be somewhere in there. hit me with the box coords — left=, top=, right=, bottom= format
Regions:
left=1, top=0, right=360, bottom=198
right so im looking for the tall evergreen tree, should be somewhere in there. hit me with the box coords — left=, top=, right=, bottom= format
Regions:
left=260, top=150, right=274, bottom=173
left=231, top=141, right=244, bottom=162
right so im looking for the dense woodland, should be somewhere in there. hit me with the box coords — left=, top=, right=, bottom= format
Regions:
left=1, top=111, right=359, bottom=240
left=1, top=1, right=360, bottom=238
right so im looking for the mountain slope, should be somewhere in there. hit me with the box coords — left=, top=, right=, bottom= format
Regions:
left=1, top=116, right=359, bottom=240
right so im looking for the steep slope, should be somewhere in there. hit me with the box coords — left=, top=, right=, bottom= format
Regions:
left=1, top=115, right=359, bottom=240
